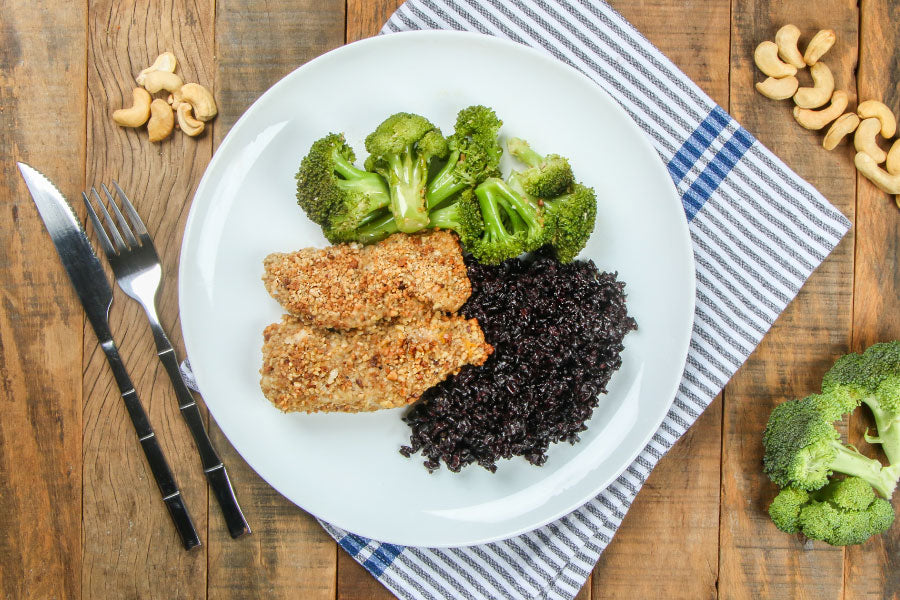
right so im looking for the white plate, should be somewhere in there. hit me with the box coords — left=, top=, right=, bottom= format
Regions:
left=179, top=30, right=695, bottom=547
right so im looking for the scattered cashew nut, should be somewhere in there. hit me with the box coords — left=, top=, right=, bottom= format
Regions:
left=142, top=70, right=184, bottom=94
left=857, top=100, right=897, bottom=138
left=176, top=103, right=205, bottom=137
left=754, top=41, right=797, bottom=78
left=112, top=87, right=152, bottom=128
left=886, top=139, right=900, bottom=176
left=793, top=90, right=848, bottom=130
left=136, top=52, right=178, bottom=87
left=823, top=113, right=860, bottom=150
left=756, top=76, right=799, bottom=100
left=147, top=99, right=175, bottom=142
left=775, top=25, right=806, bottom=69
left=173, top=83, right=217, bottom=121
left=793, top=62, right=834, bottom=109
left=804, top=29, right=836, bottom=65
left=855, top=152, right=900, bottom=194
left=854, top=117, right=888, bottom=164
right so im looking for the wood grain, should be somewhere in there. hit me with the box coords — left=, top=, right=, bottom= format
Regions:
left=720, top=2, right=858, bottom=598
left=0, top=2, right=86, bottom=599
left=206, top=2, right=345, bottom=599
left=847, top=1, right=900, bottom=598
left=82, top=1, right=214, bottom=597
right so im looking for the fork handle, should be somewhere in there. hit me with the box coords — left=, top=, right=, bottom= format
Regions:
left=154, top=334, right=251, bottom=539
left=97, top=337, right=201, bottom=551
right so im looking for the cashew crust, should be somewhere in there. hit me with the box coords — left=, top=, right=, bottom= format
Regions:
left=886, top=139, right=900, bottom=176
left=142, top=70, right=184, bottom=94
left=775, top=24, right=806, bottom=69
left=756, top=76, right=799, bottom=100
left=855, top=152, right=900, bottom=194
left=793, top=62, right=834, bottom=109
left=804, top=29, right=836, bottom=65
left=174, top=83, right=217, bottom=121
left=754, top=41, right=797, bottom=78
left=793, top=90, right=848, bottom=130
left=147, top=99, right=175, bottom=142
left=823, top=113, right=860, bottom=151
left=854, top=118, right=888, bottom=164
left=857, top=100, right=897, bottom=138
left=112, top=87, right=152, bottom=128
left=176, top=103, right=205, bottom=137
left=136, top=52, right=178, bottom=86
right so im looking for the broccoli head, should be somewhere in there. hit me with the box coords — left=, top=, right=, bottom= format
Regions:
left=364, top=113, right=449, bottom=233
left=762, top=395, right=900, bottom=498
left=769, top=486, right=810, bottom=534
left=427, top=189, right=484, bottom=248
left=507, top=137, right=574, bottom=198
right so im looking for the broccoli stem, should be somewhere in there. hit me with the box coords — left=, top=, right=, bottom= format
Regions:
left=507, top=137, right=543, bottom=168
left=476, top=185, right=516, bottom=240
left=428, top=203, right=460, bottom=230
left=354, top=212, right=398, bottom=244
left=829, top=441, right=900, bottom=498
left=330, top=148, right=391, bottom=214
left=861, top=398, right=900, bottom=465
left=481, top=178, right=543, bottom=241
left=385, top=147, right=430, bottom=233
left=425, top=150, right=466, bottom=209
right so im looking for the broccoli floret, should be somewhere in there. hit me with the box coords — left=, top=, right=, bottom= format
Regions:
left=821, top=341, right=900, bottom=464
left=507, top=137, right=574, bottom=198
left=762, top=395, right=900, bottom=498
left=365, top=113, right=449, bottom=233
left=769, top=486, right=810, bottom=534
left=295, top=134, right=391, bottom=241
left=798, top=477, right=895, bottom=546
left=469, top=179, right=528, bottom=264
left=425, top=106, right=503, bottom=209
left=427, top=189, right=484, bottom=247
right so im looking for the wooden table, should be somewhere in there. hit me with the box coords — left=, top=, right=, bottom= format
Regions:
left=2, top=0, right=898, bottom=598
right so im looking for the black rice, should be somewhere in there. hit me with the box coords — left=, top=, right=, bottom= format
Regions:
left=400, top=249, right=637, bottom=472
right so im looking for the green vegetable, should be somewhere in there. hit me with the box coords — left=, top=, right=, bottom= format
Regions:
left=506, top=137, right=574, bottom=198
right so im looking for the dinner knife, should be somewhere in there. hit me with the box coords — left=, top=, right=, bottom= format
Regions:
left=18, top=162, right=201, bottom=551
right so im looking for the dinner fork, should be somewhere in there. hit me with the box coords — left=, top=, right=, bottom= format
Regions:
left=83, top=182, right=250, bottom=539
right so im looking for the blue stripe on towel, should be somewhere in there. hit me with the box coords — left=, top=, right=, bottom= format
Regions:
left=667, top=106, right=730, bottom=184
left=681, top=125, right=755, bottom=221
left=363, top=543, right=404, bottom=577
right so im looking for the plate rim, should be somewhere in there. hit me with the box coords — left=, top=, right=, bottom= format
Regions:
left=179, top=29, right=696, bottom=547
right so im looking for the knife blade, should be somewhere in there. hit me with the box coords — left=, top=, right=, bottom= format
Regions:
left=18, top=162, right=201, bottom=550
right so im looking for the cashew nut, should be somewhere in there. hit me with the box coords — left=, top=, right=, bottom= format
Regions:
left=755, top=76, right=799, bottom=100
left=823, top=113, right=860, bottom=150
left=173, top=82, right=217, bottom=121
left=775, top=24, right=806, bottom=69
left=112, top=87, right=152, bottom=128
left=886, top=139, right=900, bottom=175
left=754, top=41, right=797, bottom=78
left=136, top=52, right=178, bottom=86
left=176, top=103, right=205, bottom=137
left=855, top=152, right=900, bottom=194
left=793, top=90, right=848, bottom=130
left=854, top=118, right=888, bottom=164
left=857, top=100, right=897, bottom=138
left=142, top=70, right=183, bottom=94
left=804, top=29, right=836, bottom=65
left=793, top=62, right=834, bottom=109
left=147, top=99, right=175, bottom=142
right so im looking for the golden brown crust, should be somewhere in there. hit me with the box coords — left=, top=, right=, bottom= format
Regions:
left=262, top=231, right=471, bottom=330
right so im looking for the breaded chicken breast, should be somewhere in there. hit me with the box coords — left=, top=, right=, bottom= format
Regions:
left=259, top=312, right=492, bottom=413
left=262, top=231, right=470, bottom=330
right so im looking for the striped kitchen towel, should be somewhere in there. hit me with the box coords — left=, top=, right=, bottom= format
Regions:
left=184, top=0, right=850, bottom=598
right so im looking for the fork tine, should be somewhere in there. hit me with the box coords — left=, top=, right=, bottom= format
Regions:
left=102, top=183, right=139, bottom=248
left=112, top=181, right=150, bottom=242
left=92, top=187, right=127, bottom=253
left=82, top=191, right=118, bottom=258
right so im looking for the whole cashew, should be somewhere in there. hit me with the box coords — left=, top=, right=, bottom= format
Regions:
left=793, top=90, right=848, bottom=130
left=775, top=24, right=806, bottom=69
left=136, top=52, right=177, bottom=86
left=176, top=103, right=205, bottom=136
left=756, top=76, right=799, bottom=100
left=887, top=139, right=900, bottom=176
left=142, top=70, right=184, bottom=94
left=804, top=29, right=836, bottom=65
left=857, top=100, right=897, bottom=138
left=754, top=41, right=797, bottom=78
left=854, top=118, right=887, bottom=164
left=112, top=87, right=152, bottom=128
left=793, top=62, right=834, bottom=109
left=855, top=152, right=900, bottom=194
left=173, top=83, right=217, bottom=121
left=823, top=113, right=860, bottom=150
left=147, top=99, right=175, bottom=142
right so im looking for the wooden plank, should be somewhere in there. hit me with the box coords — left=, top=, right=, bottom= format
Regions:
left=346, top=0, right=404, bottom=43
left=81, top=1, right=214, bottom=597
left=846, top=1, right=900, bottom=597
left=720, top=2, right=858, bottom=598
left=205, top=2, right=345, bottom=599
left=0, top=2, right=86, bottom=598
left=590, top=1, right=729, bottom=597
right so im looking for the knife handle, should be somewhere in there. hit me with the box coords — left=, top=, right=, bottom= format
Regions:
left=98, top=337, right=201, bottom=550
